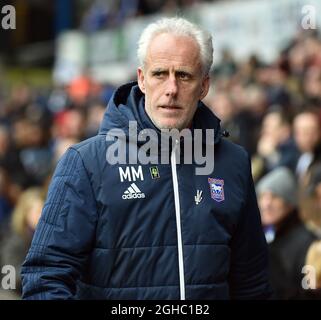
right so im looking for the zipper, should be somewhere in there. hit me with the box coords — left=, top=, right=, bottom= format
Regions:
left=170, top=139, right=186, bottom=300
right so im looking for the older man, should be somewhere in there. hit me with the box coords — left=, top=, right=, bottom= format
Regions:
left=21, top=17, right=270, bottom=300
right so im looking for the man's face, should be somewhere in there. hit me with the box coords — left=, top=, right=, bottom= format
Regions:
left=259, top=191, right=293, bottom=227
left=261, top=112, right=290, bottom=145
left=294, top=113, right=321, bottom=153
left=137, top=33, right=209, bottom=130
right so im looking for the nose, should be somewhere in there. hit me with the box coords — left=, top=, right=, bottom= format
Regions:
left=260, top=192, right=273, bottom=210
left=165, top=75, right=178, bottom=98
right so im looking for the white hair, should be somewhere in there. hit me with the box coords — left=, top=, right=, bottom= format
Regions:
left=137, top=17, right=213, bottom=76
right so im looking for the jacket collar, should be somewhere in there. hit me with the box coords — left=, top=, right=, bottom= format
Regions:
left=99, top=81, right=223, bottom=145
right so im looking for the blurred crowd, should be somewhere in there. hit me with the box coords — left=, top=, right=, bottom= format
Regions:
left=204, top=28, right=321, bottom=299
left=0, top=75, right=112, bottom=299
left=0, top=23, right=321, bottom=299
left=80, top=0, right=214, bottom=32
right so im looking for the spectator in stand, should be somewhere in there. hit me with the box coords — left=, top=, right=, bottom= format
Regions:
left=85, top=102, right=106, bottom=138
left=303, top=240, right=321, bottom=299
left=205, top=89, right=240, bottom=145
left=257, top=167, right=317, bottom=299
left=293, top=110, right=321, bottom=181
left=52, top=109, right=86, bottom=142
left=232, top=84, right=267, bottom=156
left=299, top=162, right=321, bottom=237
left=252, top=108, right=300, bottom=181
left=0, top=167, right=13, bottom=224
left=0, top=187, right=44, bottom=298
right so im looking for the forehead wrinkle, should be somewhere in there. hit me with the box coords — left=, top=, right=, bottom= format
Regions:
left=150, top=64, right=197, bottom=73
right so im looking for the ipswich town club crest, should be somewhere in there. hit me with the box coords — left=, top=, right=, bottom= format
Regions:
left=208, top=178, right=225, bottom=202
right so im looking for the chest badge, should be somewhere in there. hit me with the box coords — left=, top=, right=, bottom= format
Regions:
left=150, top=166, right=160, bottom=179
left=208, top=178, right=225, bottom=202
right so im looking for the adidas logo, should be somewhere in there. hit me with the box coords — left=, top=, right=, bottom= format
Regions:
left=122, top=183, right=145, bottom=200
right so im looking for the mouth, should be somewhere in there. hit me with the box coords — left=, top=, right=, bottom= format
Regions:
left=159, top=105, right=182, bottom=110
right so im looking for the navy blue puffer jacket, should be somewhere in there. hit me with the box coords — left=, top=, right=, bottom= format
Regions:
left=21, top=82, right=270, bottom=300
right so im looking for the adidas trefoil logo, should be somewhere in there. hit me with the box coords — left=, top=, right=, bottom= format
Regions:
left=122, top=183, right=146, bottom=200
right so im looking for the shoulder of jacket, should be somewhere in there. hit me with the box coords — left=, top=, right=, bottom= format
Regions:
left=70, top=135, right=106, bottom=154
left=63, top=135, right=107, bottom=172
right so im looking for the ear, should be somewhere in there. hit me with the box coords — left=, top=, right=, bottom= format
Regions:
left=137, top=67, right=146, bottom=94
left=200, top=75, right=210, bottom=100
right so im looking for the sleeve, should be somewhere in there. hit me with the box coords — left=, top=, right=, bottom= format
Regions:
left=228, top=155, right=272, bottom=299
left=21, top=147, right=98, bottom=300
